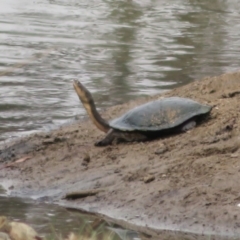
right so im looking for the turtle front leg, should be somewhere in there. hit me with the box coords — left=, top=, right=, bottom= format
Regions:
left=95, top=129, right=116, bottom=146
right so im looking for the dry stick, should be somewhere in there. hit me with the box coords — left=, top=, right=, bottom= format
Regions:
left=0, top=47, right=56, bottom=77
left=64, top=188, right=106, bottom=200
left=64, top=181, right=124, bottom=200
left=0, top=156, right=32, bottom=170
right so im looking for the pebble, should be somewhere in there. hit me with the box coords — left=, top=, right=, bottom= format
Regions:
left=155, top=145, right=168, bottom=155
left=143, top=175, right=155, bottom=183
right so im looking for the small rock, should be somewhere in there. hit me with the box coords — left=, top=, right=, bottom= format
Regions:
left=230, top=152, right=239, bottom=158
left=143, top=175, right=155, bottom=183
left=114, top=168, right=121, bottom=173
left=155, top=145, right=168, bottom=155
left=209, top=89, right=216, bottom=94
left=82, top=153, right=90, bottom=166
left=109, top=154, right=117, bottom=161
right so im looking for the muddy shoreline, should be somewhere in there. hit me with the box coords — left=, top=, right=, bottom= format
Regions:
left=1, top=72, right=240, bottom=239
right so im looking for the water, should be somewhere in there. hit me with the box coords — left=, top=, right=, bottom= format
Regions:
left=1, top=0, right=240, bottom=141
left=0, top=194, right=139, bottom=239
left=0, top=187, right=139, bottom=239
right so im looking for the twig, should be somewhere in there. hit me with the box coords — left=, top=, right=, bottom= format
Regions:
left=64, top=188, right=106, bottom=200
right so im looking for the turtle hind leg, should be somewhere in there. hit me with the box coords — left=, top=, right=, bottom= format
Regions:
left=181, top=120, right=196, bottom=132
left=117, top=131, right=148, bottom=143
left=95, top=130, right=148, bottom=147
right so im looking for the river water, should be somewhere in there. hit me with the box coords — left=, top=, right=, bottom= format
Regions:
left=1, top=0, right=240, bottom=141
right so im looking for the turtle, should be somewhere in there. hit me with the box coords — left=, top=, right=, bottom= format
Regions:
left=73, top=80, right=212, bottom=146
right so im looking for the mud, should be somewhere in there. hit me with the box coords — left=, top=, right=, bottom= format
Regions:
left=1, top=72, right=240, bottom=239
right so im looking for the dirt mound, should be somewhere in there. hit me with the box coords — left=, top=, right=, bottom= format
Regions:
left=1, top=72, right=240, bottom=239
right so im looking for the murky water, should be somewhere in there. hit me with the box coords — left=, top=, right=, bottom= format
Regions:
left=1, top=0, right=240, bottom=141
left=0, top=194, right=139, bottom=239
left=0, top=186, right=138, bottom=239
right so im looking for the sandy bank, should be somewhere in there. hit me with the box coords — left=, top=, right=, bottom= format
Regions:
left=1, top=72, right=240, bottom=239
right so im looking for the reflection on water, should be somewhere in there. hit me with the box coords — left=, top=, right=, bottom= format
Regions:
left=1, top=0, right=240, bottom=141
left=0, top=195, right=139, bottom=240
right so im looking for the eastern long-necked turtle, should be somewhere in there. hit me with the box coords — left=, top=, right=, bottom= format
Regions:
left=73, top=80, right=212, bottom=146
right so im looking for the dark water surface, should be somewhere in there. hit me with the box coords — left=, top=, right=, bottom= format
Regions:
left=1, top=0, right=240, bottom=141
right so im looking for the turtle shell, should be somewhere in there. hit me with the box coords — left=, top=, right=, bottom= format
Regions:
left=109, top=97, right=212, bottom=132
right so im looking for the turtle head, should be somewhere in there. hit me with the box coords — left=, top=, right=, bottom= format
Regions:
left=73, top=80, right=94, bottom=104
left=73, top=80, right=110, bottom=133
